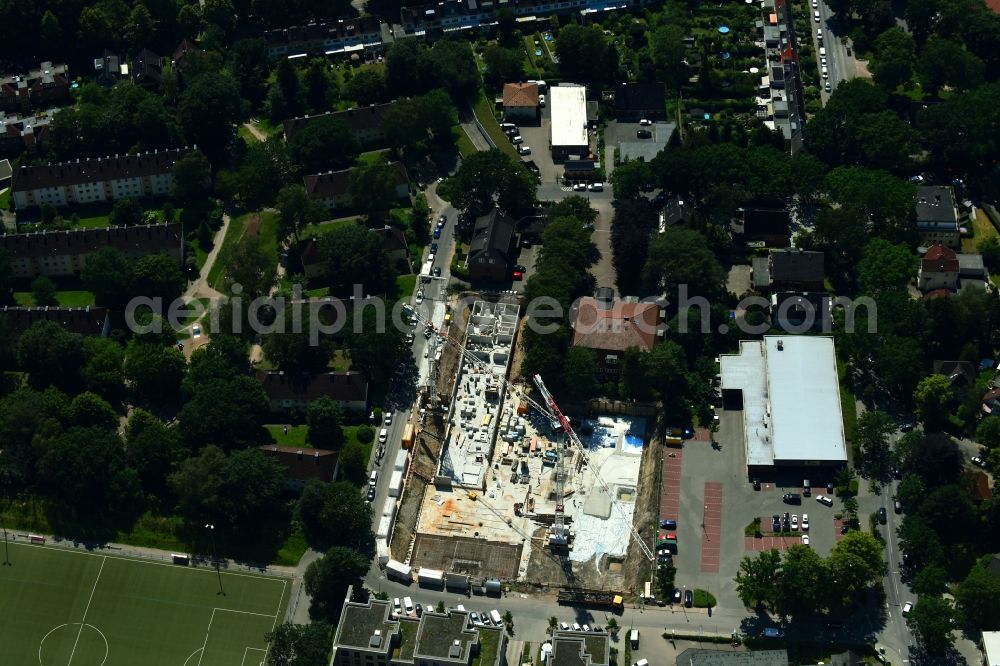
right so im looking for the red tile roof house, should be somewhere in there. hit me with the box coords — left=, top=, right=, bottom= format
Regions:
left=257, top=370, right=369, bottom=413
left=10, top=147, right=191, bottom=210
left=502, top=83, right=539, bottom=122
left=283, top=103, right=396, bottom=146
left=257, top=445, right=338, bottom=490
left=570, top=295, right=662, bottom=379
left=918, top=243, right=959, bottom=292
left=303, top=162, right=410, bottom=211
left=0, top=223, right=183, bottom=279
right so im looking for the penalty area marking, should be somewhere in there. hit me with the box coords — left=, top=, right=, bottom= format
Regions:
left=196, top=607, right=282, bottom=666
left=241, top=647, right=267, bottom=666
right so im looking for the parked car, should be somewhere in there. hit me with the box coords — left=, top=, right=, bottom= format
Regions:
left=841, top=523, right=852, bottom=534
left=636, top=129, right=652, bottom=139
left=802, top=514, right=809, bottom=531
left=513, top=264, right=527, bottom=273
left=518, top=145, right=531, bottom=155
left=366, top=485, right=376, bottom=502
left=393, top=597, right=402, bottom=616
left=433, top=266, right=442, bottom=277
left=902, top=601, right=913, bottom=616
left=639, top=118, right=652, bottom=126
left=814, top=9, right=821, bottom=21
left=752, top=478, right=761, bottom=491
left=791, top=514, right=799, bottom=531
left=816, top=28, right=823, bottom=40
left=415, top=290, right=424, bottom=305
left=894, top=500, right=902, bottom=514
left=802, top=534, right=810, bottom=546
left=511, top=270, right=523, bottom=281
left=824, top=82, right=832, bottom=92
left=684, top=590, right=693, bottom=607
left=673, top=588, right=682, bottom=604
left=539, top=94, right=546, bottom=107
left=772, top=515, right=781, bottom=532
left=816, top=495, right=834, bottom=506
left=433, top=227, right=441, bottom=239
left=763, top=627, right=784, bottom=638
left=511, top=135, right=524, bottom=145
left=972, top=455, right=986, bottom=467
left=573, top=183, right=588, bottom=191
left=582, top=624, right=591, bottom=632
left=659, top=519, right=677, bottom=529
left=588, top=182, right=603, bottom=192
left=826, top=482, right=834, bottom=494
left=573, top=623, right=582, bottom=632
left=192, top=324, right=202, bottom=338
left=405, top=332, right=415, bottom=345
left=430, top=242, right=438, bottom=253
left=415, top=603, right=423, bottom=617
left=471, top=611, right=481, bottom=625
left=878, top=507, right=887, bottom=524
left=437, top=215, right=446, bottom=226
left=782, top=513, right=790, bottom=531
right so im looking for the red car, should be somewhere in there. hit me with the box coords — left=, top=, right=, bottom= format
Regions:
left=511, top=270, right=523, bottom=281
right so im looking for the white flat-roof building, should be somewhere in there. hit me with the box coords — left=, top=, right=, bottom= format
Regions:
left=720, top=335, right=847, bottom=469
left=549, top=84, right=589, bottom=160
left=984, top=631, right=1000, bottom=666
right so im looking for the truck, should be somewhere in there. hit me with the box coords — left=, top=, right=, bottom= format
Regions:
left=420, top=259, right=433, bottom=282
left=630, top=629, right=639, bottom=649
left=401, top=423, right=415, bottom=450
left=386, top=559, right=412, bottom=583
left=418, top=568, right=445, bottom=587
left=557, top=589, right=624, bottom=610
left=782, top=493, right=802, bottom=504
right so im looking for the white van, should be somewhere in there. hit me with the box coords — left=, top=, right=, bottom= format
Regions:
left=379, top=428, right=388, bottom=443
left=819, top=46, right=826, bottom=56
left=393, top=597, right=402, bottom=615
left=560, top=622, right=570, bottom=631
left=813, top=9, right=820, bottom=21
left=822, top=66, right=829, bottom=79
left=634, top=660, right=649, bottom=666
left=490, top=609, right=503, bottom=626
left=630, top=629, right=639, bottom=648
left=404, top=597, right=414, bottom=615
left=369, top=470, right=378, bottom=486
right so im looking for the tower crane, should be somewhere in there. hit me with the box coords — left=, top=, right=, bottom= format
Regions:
left=411, top=302, right=655, bottom=562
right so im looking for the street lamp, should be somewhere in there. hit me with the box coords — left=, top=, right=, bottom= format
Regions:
left=205, top=524, right=225, bottom=596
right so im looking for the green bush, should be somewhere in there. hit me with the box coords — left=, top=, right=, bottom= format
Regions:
left=692, top=589, right=716, bottom=608
left=356, top=425, right=375, bottom=444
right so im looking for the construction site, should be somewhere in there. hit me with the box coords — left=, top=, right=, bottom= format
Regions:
left=398, top=298, right=654, bottom=591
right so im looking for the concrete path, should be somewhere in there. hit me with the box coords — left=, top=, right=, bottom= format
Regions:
left=242, top=121, right=267, bottom=143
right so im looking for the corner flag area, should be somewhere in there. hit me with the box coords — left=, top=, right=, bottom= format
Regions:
left=0, top=540, right=289, bottom=665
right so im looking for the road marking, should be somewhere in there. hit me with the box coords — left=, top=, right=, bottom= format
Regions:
left=67, top=556, right=106, bottom=665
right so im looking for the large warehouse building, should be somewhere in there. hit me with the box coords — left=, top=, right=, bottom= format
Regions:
left=549, top=84, right=589, bottom=160
left=720, top=335, right=847, bottom=471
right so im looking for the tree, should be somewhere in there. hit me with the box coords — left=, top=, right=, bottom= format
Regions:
left=304, top=547, right=369, bottom=619
left=650, top=27, right=688, bottom=90
left=449, top=149, right=537, bottom=217
left=913, top=374, right=954, bottom=431
left=177, top=72, right=245, bottom=163
left=81, top=337, right=124, bottom=400
left=38, top=427, right=143, bottom=529
left=917, top=37, right=985, bottom=95
left=125, top=3, right=154, bottom=52
left=317, top=223, right=393, bottom=295
left=855, top=410, right=895, bottom=479
left=276, top=184, right=320, bottom=244
left=337, top=440, right=369, bottom=485
left=289, top=115, right=360, bottom=173
left=642, top=228, right=725, bottom=301
left=169, top=445, right=226, bottom=525
left=349, top=160, right=399, bottom=223
left=178, top=376, right=269, bottom=449
left=907, top=433, right=963, bottom=488
left=857, top=239, right=914, bottom=295
left=423, top=40, right=480, bottom=98
left=912, top=563, right=949, bottom=595
left=735, top=549, right=780, bottom=609
left=82, top=247, right=135, bottom=310
left=30, top=275, right=58, bottom=306
left=40, top=10, right=62, bottom=52
left=871, top=27, right=916, bottom=91
left=307, top=396, right=344, bottom=449
left=344, top=68, right=386, bottom=106
left=825, top=166, right=916, bottom=241
left=555, top=25, right=613, bottom=84
left=133, top=254, right=186, bottom=303
left=826, top=532, right=885, bottom=609
left=172, top=151, right=213, bottom=205
left=609, top=160, right=653, bottom=202
left=124, top=341, right=186, bottom=401
left=67, top=391, right=118, bottom=430
left=610, top=197, right=658, bottom=295
left=954, top=557, right=1000, bottom=629
left=78, top=6, right=117, bottom=53
left=656, top=559, right=677, bottom=598
left=125, top=408, right=184, bottom=497
left=562, top=347, right=598, bottom=400
left=275, top=58, right=303, bottom=115
left=774, top=545, right=827, bottom=617
left=217, top=448, right=288, bottom=539
left=344, top=306, right=410, bottom=393
left=908, top=595, right=958, bottom=653
left=482, top=44, right=525, bottom=90
left=17, top=320, right=84, bottom=390
left=305, top=59, right=333, bottom=111
left=225, top=234, right=276, bottom=300
left=266, top=622, right=332, bottom=666
left=976, top=417, right=1000, bottom=450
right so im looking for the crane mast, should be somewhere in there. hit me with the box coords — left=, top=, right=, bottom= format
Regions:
left=532, top=374, right=571, bottom=548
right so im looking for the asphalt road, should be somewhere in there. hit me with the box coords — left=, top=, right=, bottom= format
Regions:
left=874, top=478, right=916, bottom=663
left=814, top=0, right=855, bottom=103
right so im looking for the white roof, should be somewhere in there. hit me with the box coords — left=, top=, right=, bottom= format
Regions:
left=549, top=85, right=588, bottom=149
left=985, top=631, right=1000, bottom=666
left=720, top=336, right=847, bottom=466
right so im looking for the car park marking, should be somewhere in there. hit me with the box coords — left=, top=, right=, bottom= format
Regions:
left=700, top=482, right=723, bottom=573
left=660, top=449, right=683, bottom=523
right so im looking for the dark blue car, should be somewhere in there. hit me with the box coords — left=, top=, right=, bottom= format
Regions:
left=659, top=519, right=677, bottom=530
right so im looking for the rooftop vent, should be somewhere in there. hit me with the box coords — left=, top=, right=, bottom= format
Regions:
left=369, top=629, right=382, bottom=648
left=776, top=340, right=784, bottom=351
left=449, top=640, right=462, bottom=658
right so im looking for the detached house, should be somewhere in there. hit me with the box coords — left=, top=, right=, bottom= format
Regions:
left=752, top=248, right=825, bottom=292
left=502, top=82, right=539, bottom=122
left=570, top=291, right=661, bottom=378
left=915, top=186, right=960, bottom=249
left=257, top=370, right=368, bottom=413
left=132, top=48, right=164, bottom=88
left=918, top=243, right=959, bottom=292
left=466, top=209, right=515, bottom=282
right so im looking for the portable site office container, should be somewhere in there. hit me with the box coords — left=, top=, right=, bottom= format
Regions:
left=386, top=559, right=412, bottom=582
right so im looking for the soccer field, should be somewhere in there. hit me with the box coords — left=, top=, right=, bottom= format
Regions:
left=0, top=541, right=290, bottom=666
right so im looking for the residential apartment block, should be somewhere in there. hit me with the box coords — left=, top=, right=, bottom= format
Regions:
left=329, top=589, right=505, bottom=666
left=265, top=17, right=385, bottom=59
left=0, top=62, right=71, bottom=113
left=10, top=147, right=190, bottom=210
left=0, top=305, right=110, bottom=337
left=283, top=104, right=395, bottom=146
left=0, top=223, right=183, bottom=279
left=303, top=161, right=409, bottom=211
left=0, top=109, right=56, bottom=154
left=257, top=370, right=369, bottom=413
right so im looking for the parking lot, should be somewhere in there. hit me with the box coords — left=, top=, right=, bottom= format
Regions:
left=669, top=408, right=844, bottom=609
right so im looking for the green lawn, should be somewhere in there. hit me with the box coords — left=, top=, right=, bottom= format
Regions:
left=0, top=542, right=289, bottom=665
left=961, top=209, right=1000, bottom=253
left=472, top=628, right=501, bottom=666
left=266, top=424, right=310, bottom=447
left=396, top=274, right=417, bottom=299
left=358, top=150, right=390, bottom=165
left=209, top=210, right=280, bottom=292
left=472, top=90, right=522, bottom=162
left=300, top=218, right=357, bottom=240
left=1, top=188, right=12, bottom=210
left=14, top=290, right=96, bottom=307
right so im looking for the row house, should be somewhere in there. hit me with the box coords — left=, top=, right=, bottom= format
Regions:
left=283, top=103, right=395, bottom=145
left=0, top=109, right=55, bottom=154
left=265, top=17, right=384, bottom=59
left=0, top=223, right=183, bottom=279
left=0, top=62, right=71, bottom=113
left=0, top=305, right=110, bottom=337
left=10, top=147, right=191, bottom=210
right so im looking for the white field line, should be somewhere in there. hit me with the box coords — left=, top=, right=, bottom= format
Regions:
left=67, top=556, right=106, bottom=665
